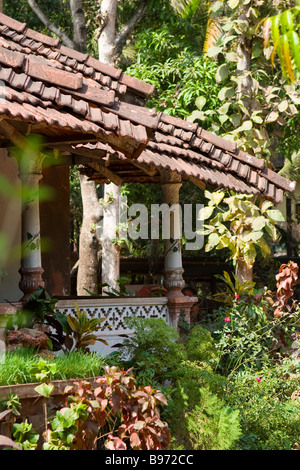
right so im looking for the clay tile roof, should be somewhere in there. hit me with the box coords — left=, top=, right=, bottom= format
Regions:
left=0, top=13, right=26, bottom=33
left=23, top=57, right=83, bottom=90
left=0, top=13, right=296, bottom=204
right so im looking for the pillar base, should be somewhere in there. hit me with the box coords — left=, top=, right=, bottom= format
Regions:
left=167, top=296, right=199, bottom=330
left=19, top=267, right=45, bottom=303
left=163, top=267, right=185, bottom=298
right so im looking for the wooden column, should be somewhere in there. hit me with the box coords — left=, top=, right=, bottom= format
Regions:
left=18, top=154, right=45, bottom=302
left=161, top=171, right=197, bottom=329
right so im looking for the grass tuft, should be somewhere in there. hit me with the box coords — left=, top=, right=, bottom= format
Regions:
left=0, top=348, right=106, bottom=385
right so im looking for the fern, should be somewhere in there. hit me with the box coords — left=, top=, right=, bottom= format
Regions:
left=186, top=388, right=241, bottom=450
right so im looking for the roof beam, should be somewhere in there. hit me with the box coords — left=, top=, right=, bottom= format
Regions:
left=189, top=176, right=206, bottom=191
left=87, top=162, right=123, bottom=186
left=0, top=118, right=26, bottom=148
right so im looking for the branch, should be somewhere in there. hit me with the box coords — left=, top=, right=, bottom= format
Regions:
left=115, top=0, right=151, bottom=55
left=27, top=0, right=75, bottom=49
left=69, top=0, right=87, bottom=53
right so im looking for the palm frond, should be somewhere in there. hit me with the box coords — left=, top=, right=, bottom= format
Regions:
left=170, top=0, right=203, bottom=19
left=203, top=17, right=222, bottom=54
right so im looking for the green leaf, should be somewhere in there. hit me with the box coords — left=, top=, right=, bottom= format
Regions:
left=264, top=221, right=277, bottom=240
left=238, top=120, right=253, bottom=131
left=211, top=191, right=225, bottom=206
left=266, top=209, right=285, bottom=222
left=34, top=383, right=54, bottom=398
left=198, top=205, right=215, bottom=221
left=252, top=216, right=266, bottom=231
left=280, top=9, right=295, bottom=34
left=206, top=45, right=222, bottom=57
left=271, top=14, right=281, bottom=55
left=260, top=200, right=274, bottom=213
left=219, top=114, right=229, bottom=124
left=207, top=232, right=220, bottom=248
left=211, top=1, right=223, bottom=13
left=195, top=96, right=206, bottom=111
left=251, top=114, right=263, bottom=124
left=257, top=237, right=271, bottom=256
left=228, top=0, right=239, bottom=9
left=287, top=30, right=300, bottom=73
left=230, top=114, right=242, bottom=127
left=216, top=64, right=229, bottom=82
left=250, top=231, right=264, bottom=242
left=278, top=99, right=289, bottom=112
left=189, top=110, right=207, bottom=122
left=217, top=234, right=231, bottom=248
left=134, top=420, right=145, bottom=430
left=218, top=102, right=231, bottom=115
left=265, top=111, right=279, bottom=123
left=218, top=87, right=235, bottom=101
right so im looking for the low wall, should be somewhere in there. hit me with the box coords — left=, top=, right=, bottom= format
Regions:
left=55, top=297, right=170, bottom=356
left=0, top=297, right=170, bottom=357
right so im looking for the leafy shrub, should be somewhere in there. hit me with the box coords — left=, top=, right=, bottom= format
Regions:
left=186, top=389, right=241, bottom=450
left=117, top=318, right=240, bottom=450
left=2, top=366, right=170, bottom=451
left=226, top=361, right=300, bottom=450
left=186, top=324, right=218, bottom=364
left=119, top=317, right=186, bottom=385
left=210, top=294, right=300, bottom=375
left=163, top=381, right=241, bottom=450
left=211, top=301, right=276, bottom=374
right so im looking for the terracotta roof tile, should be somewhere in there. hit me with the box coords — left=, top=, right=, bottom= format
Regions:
left=160, top=113, right=197, bottom=133
left=104, top=101, right=160, bottom=129
left=0, top=13, right=26, bottom=33
left=56, top=44, right=89, bottom=63
left=23, top=58, right=83, bottom=90
left=85, top=56, right=122, bottom=80
left=25, top=28, right=60, bottom=48
left=197, top=127, right=237, bottom=153
left=118, top=73, right=155, bottom=96
left=60, top=81, right=115, bottom=106
left=0, top=46, right=24, bottom=68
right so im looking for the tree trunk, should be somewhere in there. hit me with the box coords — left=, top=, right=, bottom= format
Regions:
left=77, top=174, right=102, bottom=294
left=70, top=0, right=87, bottom=53
left=101, top=183, right=121, bottom=290
left=69, top=0, right=103, bottom=295
left=236, top=8, right=253, bottom=102
left=98, top=0, right=121, bottom=292
left=235, top=259, right=253, bottom=283
left=98, top=0, right=150, bottom=292
left=98, top=0, right=118, bottom=66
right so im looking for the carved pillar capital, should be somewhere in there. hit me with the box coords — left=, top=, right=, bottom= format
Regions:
left=18, top=152, right=45, bottom=178
left=163, top=267, right=185, bottom=297
left=19, top=267, right=45, bottom=303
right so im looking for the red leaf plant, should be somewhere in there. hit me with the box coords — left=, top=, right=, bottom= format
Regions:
left=57, top=366, right=170, bottom=450
left=273, top=261, right=299, bottom=318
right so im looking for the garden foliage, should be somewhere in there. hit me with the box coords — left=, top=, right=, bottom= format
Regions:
left=1, top=262, right=300, bottom=450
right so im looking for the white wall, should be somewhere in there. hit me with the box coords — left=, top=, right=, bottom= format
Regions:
left=0, top=149, right=22, bottom=302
